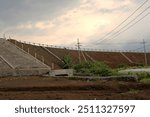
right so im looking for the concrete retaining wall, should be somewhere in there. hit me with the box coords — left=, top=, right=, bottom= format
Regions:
left=50, top=69, right=73, bottom=77
left=0, top=68, right=50, bottom=77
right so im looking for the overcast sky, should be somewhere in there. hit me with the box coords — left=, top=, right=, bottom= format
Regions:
left=0, top=0, right=150, bottom=51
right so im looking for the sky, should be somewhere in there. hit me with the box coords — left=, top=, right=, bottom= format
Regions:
left=0, top=0, right=150, bottom=52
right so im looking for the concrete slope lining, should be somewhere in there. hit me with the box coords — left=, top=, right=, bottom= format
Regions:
left=0, top=56, right=15, bottom=69
left=0, top=38, right=51, bottom=76
left=8, top=39, right=50, bottom=68
left=0, top=38, right=50, bottom=69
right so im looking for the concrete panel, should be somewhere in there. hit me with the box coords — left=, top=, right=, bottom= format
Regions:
left=50, top=69, right=73, bottom=77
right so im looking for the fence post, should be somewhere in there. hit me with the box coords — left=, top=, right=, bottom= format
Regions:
left=15, top=40, right=17, bottom=45
left=35, top=53, right=37, bottom=58
left=42, top=56, right=44, bottom=63
left=52, top=63, right=54, bottom=70
left=21, top=44, right=24, bottom=50
left=28, top=48, right=30, bottom=54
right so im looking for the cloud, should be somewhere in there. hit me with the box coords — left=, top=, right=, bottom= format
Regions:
left=0, top=0, right=80, bottom=26
left=0, top=0, right=150, bottom=51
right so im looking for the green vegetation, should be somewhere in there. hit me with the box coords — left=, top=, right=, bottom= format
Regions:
left=63, top=54, right=73, bottom=69
left=140, top=78, right=150, bottom=84
left=134, top=63, right=145, bottom=68
left=137, top=71, right=150, bottom=84
left=117, top=62, right=150, bottom=70
left=127, top=89, right=139, bottom=94
left=126, top=72, right=150, bottom=81
left=117, top=64, right=128, bottom=69
left=119, top=70, right=150, bottom=83
left=74, top=61, right=113, bottom=76
left=136, top=72, right=150, bottom=80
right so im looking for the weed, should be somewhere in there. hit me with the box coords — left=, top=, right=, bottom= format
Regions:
left=74, top=61, right=113, bottom=76
left=128, top=89, right=139, bottom=94
left=140, top=78, right=150, bottom=84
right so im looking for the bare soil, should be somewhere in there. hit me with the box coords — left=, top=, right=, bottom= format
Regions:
left=0, top=76, right=150, bottom=100
left=8, top=39, right=150, bottom=69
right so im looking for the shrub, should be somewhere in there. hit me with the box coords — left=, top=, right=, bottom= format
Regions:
left=74, top=62, right=92, bottom=72
left=74, top=61, right=112, bottom=76
left=63, top=54, right=73, bottom=69
left=136, top=72, right=150, bottom=80
left=135, top=63, right=145, bottom=68
left=124, top=72, right=150, bottom=80
left=117, top=64, right=128, bottom=69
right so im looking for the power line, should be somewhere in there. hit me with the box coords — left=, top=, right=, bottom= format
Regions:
left=133, top=46, right=143, bottom=51
left=98, top=12, right=150, bottom=43
left=98, top=6, right=150, bottom=44
left=132, top=43, right=150, bottom=51
left=99, top=6, right=150, bottom=43
left=96, top=42, right=141, bottom=45
left=84, top=40, right=150, bottom=49
left=85, top=39, right=150, bottom=46
left=96, top=0, right=149, bottom=43
left=92, top=12, right=150, bottom=45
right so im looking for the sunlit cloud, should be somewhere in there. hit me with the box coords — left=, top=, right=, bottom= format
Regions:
left=0, top=0, right=150, bottom=51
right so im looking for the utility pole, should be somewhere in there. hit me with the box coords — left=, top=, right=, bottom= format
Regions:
left=76, top=38, right=82, bottom=63
left=28, top=48, right=30, bottom=54
left=142, top=39, right=147, bottom=66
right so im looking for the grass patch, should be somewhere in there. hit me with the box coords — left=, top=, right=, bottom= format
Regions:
left=140, top=78, right=150, bottom=84
left=118, top=70, right=150, bottom=81
left=127, top=89, right=139, bottom=94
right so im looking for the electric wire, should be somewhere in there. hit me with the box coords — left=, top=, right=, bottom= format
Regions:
left=106, top=12, right=150, bottom=42
left=97, top=8, right=150, bottom=44
left=96, top=0, right=149, bottom=42
left=132, top=43, right=150, bottom=51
